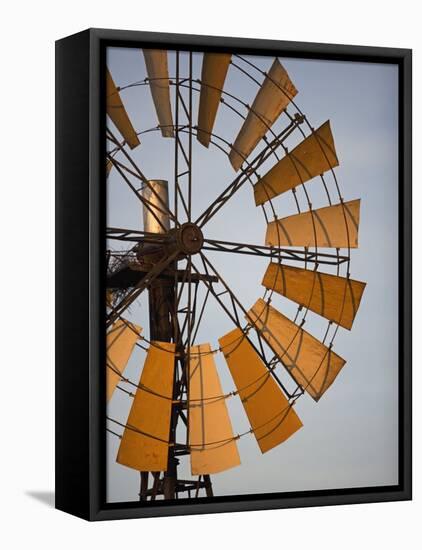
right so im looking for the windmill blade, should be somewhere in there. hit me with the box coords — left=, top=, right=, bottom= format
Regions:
left=106, top=68, right=140, bottom=149
left=188, top=343, right=241, bottom=475
left=116, top=342, right=175, bottom=472
left=106, top=319, right=142, bottom=402
left=197, top=53, right=232, bottom=147
left=219, top=328, right=302, bottom=453
left=247, top=298, right=345, bottom=401
left=143, top=49, right=174, bottom=138
left=229, top=59, right=297, bottom=171
left=254, top=120, right=339, bottom=205
left=262, top=263, right=366, bottom=330
left=266, top=199, right=360, bottom=249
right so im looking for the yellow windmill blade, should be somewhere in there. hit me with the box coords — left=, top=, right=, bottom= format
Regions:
left=229, top=59, right=298, bottom=171
left=117, top=342, right=175, bottom=472
left=197, top=53, right=232, bottom=148
left=106, top=319, right=142, bottom=402
left=219, top=328, right=303, bottom=453
left=266, top=199, right=361, bottom=248
left=143, top=49, right=174, bottom=137
left=262, top=263, right=366, bottom=330
left=106, top=68, right=140, bottom=149
left=254, top=120, right=339, bottom=205
left=247, top=298, right=346, bottom=401
left=188, top=343, right=240, bottom=475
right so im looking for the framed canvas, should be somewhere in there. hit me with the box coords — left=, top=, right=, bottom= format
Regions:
left=55, top=28, right=412, bottom=521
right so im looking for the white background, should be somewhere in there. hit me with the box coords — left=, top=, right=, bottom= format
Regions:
left=0, top=1, right=419, bottom=548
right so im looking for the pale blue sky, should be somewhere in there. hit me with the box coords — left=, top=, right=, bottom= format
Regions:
left=106, top=47, right=398, bottom=503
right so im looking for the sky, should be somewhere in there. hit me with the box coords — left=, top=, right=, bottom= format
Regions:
left=106, top=46, right=399, bottom=503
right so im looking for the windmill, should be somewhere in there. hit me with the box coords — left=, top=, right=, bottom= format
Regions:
left=105, top=48, right=366, bottom=501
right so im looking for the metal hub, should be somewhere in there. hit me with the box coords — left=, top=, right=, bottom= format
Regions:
left=175, top=222, right=204, bottom=255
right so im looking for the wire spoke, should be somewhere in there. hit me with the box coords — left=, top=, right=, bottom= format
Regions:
left=194, top=117, right=301, bottom=229
left=203, top=238, right=349, bottom=266
left=193, top=253, right=291, bottom=396
left=106, top=227, right=168, bottom=244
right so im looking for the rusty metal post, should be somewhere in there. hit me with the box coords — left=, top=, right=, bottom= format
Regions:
left=141, top=180, right=174, bottom=341
left=139, top=471, right=149, bottom=501
left=141, top=180, right=178, bottom=499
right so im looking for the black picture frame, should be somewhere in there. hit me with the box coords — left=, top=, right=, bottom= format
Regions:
left=55, top=28, right=412, bottom=521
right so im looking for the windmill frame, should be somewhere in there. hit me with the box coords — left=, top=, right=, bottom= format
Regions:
left=56, top=28, right=412, bottom=521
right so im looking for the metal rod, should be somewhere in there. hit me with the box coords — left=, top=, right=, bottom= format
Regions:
left=194, top=120, right=298, bottom=228
left=203, top=238, right=349, bottom=266
left=191, top=255, right=292, bottom=398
